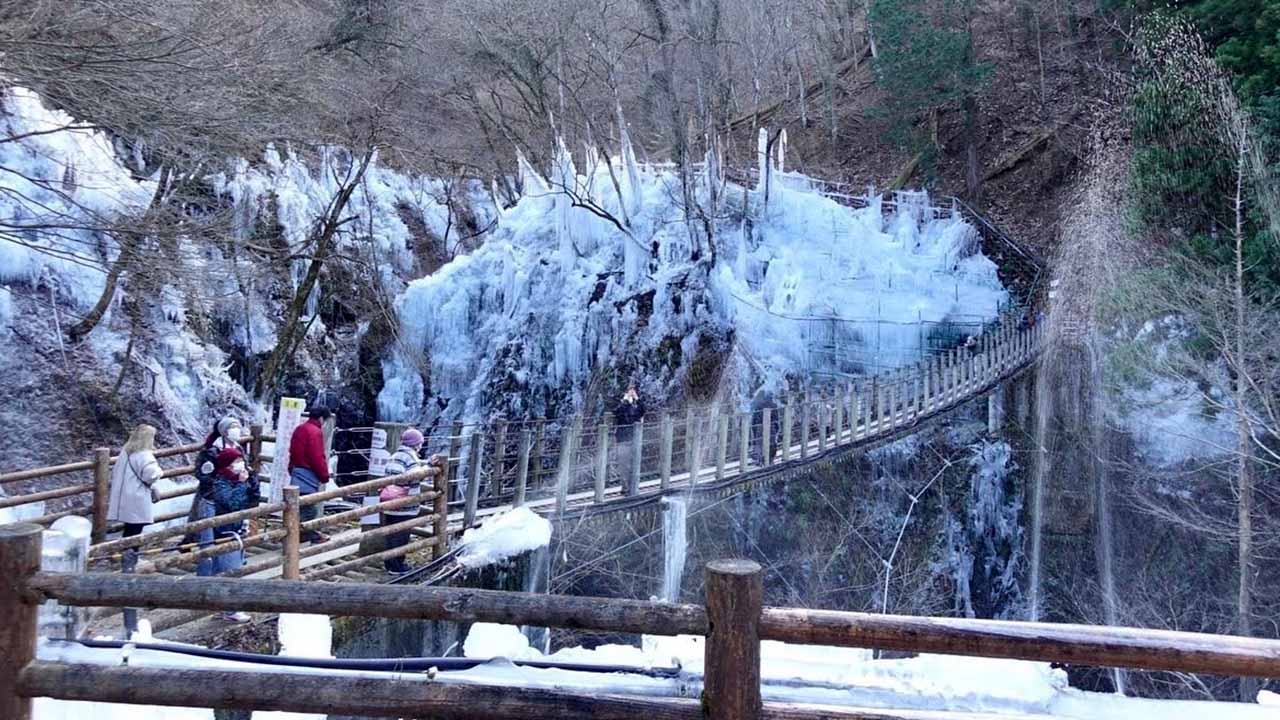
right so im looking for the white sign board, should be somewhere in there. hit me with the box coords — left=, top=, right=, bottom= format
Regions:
left=370, top=428, right=388, bottom=451
left=363, top=443, right=391, bottom=526
left=269, top=397, right=307, bottom=503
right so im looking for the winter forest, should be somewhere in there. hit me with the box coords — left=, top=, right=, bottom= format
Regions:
left=4, top=0, right=1280, bottom=718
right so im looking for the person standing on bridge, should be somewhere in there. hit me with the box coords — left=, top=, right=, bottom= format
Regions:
left=107, top=423, right=165, bottom=539
left=379, top=427, right=426, bottom=574
left=615, top=383, right=646, bottom=494
left=194, top=417, right=257, bottom=578
left=187, top=417, right=251, bottom=545
left=206, top=445, right=259, bottom=623
left=289, top=405, right=332, bottom=544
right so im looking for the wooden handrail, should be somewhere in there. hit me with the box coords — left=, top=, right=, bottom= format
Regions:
left=3, top=524, right=1273, bottom=720
left=13, top=661, right=1038, bottom=720
left=28, top=572, right=709, bottom=636
left=25, top=570, right=1280, bottom=679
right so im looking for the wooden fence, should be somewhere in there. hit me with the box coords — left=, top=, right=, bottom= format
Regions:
left=3, top=523, right=1279, bottom=719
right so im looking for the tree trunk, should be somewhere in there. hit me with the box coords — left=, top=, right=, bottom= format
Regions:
left=254, top=147, right=375, bottom=401
left=864, top=0, right=879, bottom=59
left=962, top=16, right=982, bottom=204
left=66, top=165, right=172, bottom=343
left=1232, top=139, right=1258, bottom=703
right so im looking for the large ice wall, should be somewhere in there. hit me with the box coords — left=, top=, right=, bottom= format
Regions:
left=379, top=149, right=1007, bottom=427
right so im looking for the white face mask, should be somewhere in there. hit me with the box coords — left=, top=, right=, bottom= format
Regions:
left=230, top=460, right=247, bottom=476
left=225, top=425, right=244, bottom=442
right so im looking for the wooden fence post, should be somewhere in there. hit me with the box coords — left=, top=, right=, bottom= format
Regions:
left=464, top=431, right=484, bottom=529
left=761, top=407, right=772, bottom=466
left=555, top=418, right=581, bottom=514
left=927, top=360, right=934, bottom=408
left=684, top=408, right=696, bottom=478
left=888, top=383, right=898, bottom=431
left=595, top=413, right=612, bottom=502
left=531, top=418, right=546, bottom=488
left=490, top=420, right=508, bottom=499
left=714, top=414, right=729, bottom=482
left=514, top=429, right=532, bottom=508
left=0, top=523, right=41, bottom=720
left=852, top=389, right=863, bottom=441
left=282, top=487, right=301, bottom=581
left=447, top=421, right=464, bottom=505
left=817, top=395, right=828, bottom=453
left=659, top=413, right=673, bottom=490
left=91, top=448, right=111, bottom=544
left=432, top=460, right=449, bottom=561
left=703, top=559, right=762, bottom=720
left=799, top=396, right=811, bottom=460
left=780, top=400, right=793, bottom=463
left=627, top=421, right=644, bottom=496
left=688, top=412, right=704, bottom=486
left=738, top=413, right=751, bottom=472
left=832, top=391, right=844, bottom=446
left=249, top=424, right=265, bottom=476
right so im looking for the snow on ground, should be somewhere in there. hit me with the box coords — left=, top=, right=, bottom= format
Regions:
left=1109, top=318, right=1237, bottom=467
left=255, top=614, right=333, bottom=720
left=456, top=506, right=552, bottom=569
left=378, top=140, right=1007, bottom=427
left=458, top=622, right=1274, bottom=719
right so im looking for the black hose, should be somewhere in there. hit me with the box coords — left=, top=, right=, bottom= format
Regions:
left=53, top=638, right=683, bottom=678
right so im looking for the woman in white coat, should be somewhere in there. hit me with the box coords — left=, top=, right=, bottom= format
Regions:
left=107, top=423, right=164, bottom=538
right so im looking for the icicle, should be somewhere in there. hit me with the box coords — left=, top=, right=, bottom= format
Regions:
left=582, top=142, right=600, bottom=195
left=775, top=129, right=787, bottom=174
left=516, top=148, right=549, bottom=195
left=756, top=128, right=769, bottom=192
left=552, top=137, right=578, bottom=271
left=617, top=103, right=643, bottom=218
left=490, top=179, right=506, bottom=220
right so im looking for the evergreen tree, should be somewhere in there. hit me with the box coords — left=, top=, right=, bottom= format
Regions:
left=869, top=0, right=988, bottom=195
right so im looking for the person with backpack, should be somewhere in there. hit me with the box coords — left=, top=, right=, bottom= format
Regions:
left=203, top=445, right=260, bottom=623
left=190, top=417, right=250, bottom=562
left=106, top=423, right=165, bottom=538
left=379, top=428, right=426, bottom=574
left=289, top=405, right=332, bottom=543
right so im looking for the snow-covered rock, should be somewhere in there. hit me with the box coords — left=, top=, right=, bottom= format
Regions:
left=457, top=506, right=553, bottom=569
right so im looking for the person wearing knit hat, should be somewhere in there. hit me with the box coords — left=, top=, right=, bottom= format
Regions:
left=202, top=446, right=260, bottom=623
left=379, top=427, right=427, bottom=574
left=188, top=416, right=253, bottom=557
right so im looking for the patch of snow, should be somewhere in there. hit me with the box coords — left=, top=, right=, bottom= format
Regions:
left=456, top=506, right=552, bottom=569
left=256, top=614, right=333, bottom=720
left=463, top=622, right=544, bottom=661
left=1115, top=374, right=1235, bottom=467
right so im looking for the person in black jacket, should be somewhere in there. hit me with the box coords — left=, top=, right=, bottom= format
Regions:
left=614, top=383, right=646, bottom=494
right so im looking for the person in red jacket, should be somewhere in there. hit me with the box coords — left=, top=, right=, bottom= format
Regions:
left=289, top=405, right=332, bottom=543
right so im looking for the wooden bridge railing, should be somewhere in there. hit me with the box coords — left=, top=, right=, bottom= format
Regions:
left=2, top=524, right=1278, bottom=719
left=445, top=315, right=1046, bottom=527
left=0, top=313, right=1046, bottom=565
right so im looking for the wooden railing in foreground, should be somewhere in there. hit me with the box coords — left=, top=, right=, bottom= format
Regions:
left=4, top=525, right=1280, bottom=720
